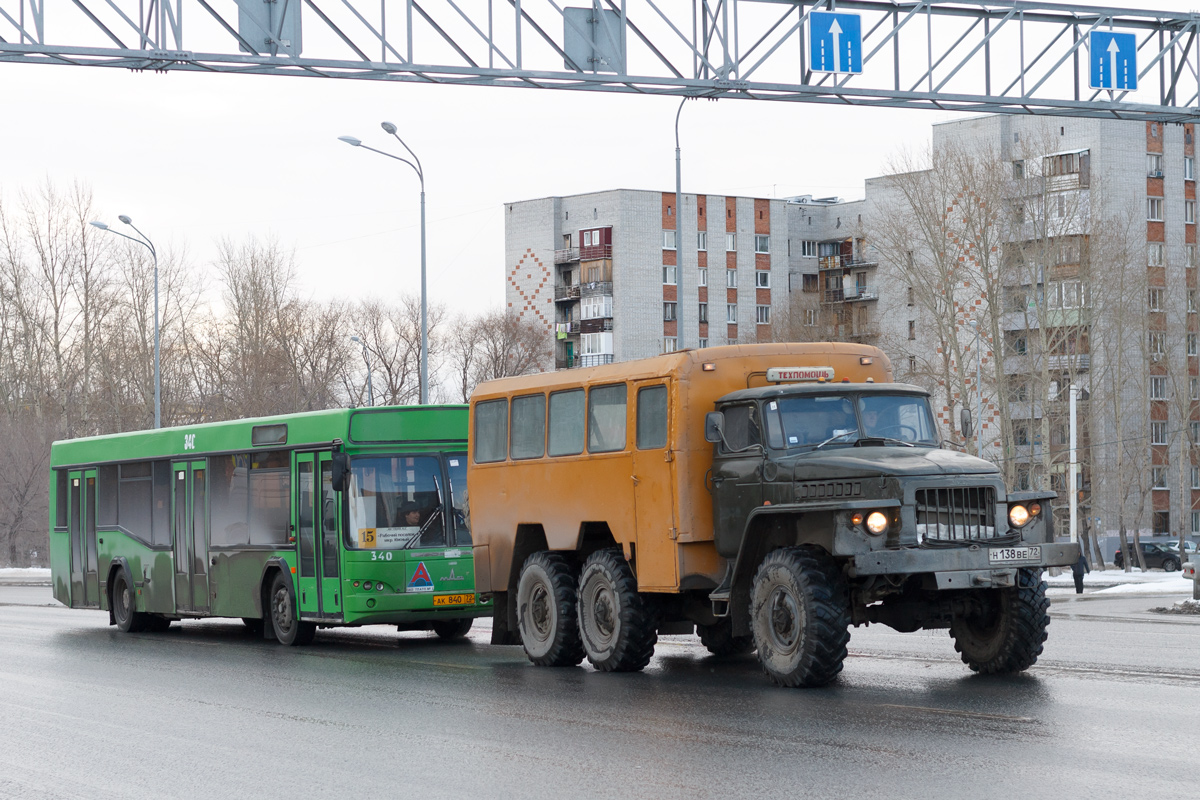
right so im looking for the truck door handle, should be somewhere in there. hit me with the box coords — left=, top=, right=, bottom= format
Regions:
left=631, top=475, right=641, bottom=486
left=211, top=557, right=217, bottom=566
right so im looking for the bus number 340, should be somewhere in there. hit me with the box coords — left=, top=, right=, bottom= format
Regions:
left=370, top=551, right=394, bottom=561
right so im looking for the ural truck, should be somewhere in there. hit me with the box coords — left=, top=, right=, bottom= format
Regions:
left=467, top=343, right=1077, bottom=687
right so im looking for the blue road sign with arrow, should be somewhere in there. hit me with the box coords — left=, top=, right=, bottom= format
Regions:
left=1089, top=31, right=1137, bottom=91
left=810, top=11, right=862, bottom=75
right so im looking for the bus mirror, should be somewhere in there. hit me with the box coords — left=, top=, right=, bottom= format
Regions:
left=960, top=408, right=973, bottom=440
left=331, top=452, right=350, bottom=492
left=704, top=412, right=724, bottom=444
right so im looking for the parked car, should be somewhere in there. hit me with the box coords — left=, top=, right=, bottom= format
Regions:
left=1163, top=540, right=1199, bottom=557
left=1113, top=542, right=1182, bottom=571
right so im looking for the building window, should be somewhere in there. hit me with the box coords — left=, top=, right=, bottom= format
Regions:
left=756, top=305, right=771, bottom=324
left=698, top=268, right=707, bottom=286
left=662, top=265, right=677, bottom=285
left=1190, top=244, right=1198, bottom=267
left=1006, top=333, right=1028, bottom=356
left=663, top=337, right=678, bottom=353
left=726, top=268, right=738, bottom=288
left=802, top=274, right=818, bottom=293
left=581, top=295, right=613, bottom=319
left=1192, top=511, right=1200, bottom=534
left=801, top=240, right=816, bottom=257
left=908, top=320, right=916, bottom=340
left=1149, top=287, right=1164, bottom=311
left=1190, top=333, right=1198, bottom=357
left=663, top=230, right=677, bottom=250
left=908, top=356, right=917, bottom=373
left=1193, top=466, right=1200, bottom=489
left=1148, top=197, right=1164, bottom=221
left=1152, top=467, right=1168, bottom=489
left=725, top=233, right=737, bottom=252
left=1150, top=332, right=1167, bottom=357
left=1148, top=153, right=1163, bottom=176
left=1188, top=200, right=1197, bottom=225
left=755, top=271, right=770, bottom=288
left=754, top=234, right=770, bottom=253
left=1152, top=421, right=1168, bottom=445
left=907, top=286, right=915, bottom=306
left=663, top=302, right=677, bottom=322
left=1191, top=290, right=1198, bottom=313
left=726, top=304, right=738, bottom=323
left=1148, top=243, right=1164, bottom=266
left=1192, top=377, right=1199, bottom=400
left=698, top=337, right=708, bottom=348
left=1187, top=156, right=1196, bottom=180
left=697, top=231, right=707, bottom=250
left=1151, top=375, right=1168, bottom=399
left=804, top=308, right=817, bottom=327
left=698, top=302, right=708, bottom=323
left=1012, top=160, right=1024, bottom=180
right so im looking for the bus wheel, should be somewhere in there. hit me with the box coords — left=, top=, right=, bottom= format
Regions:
left=432, top=618, right=474, bottom=639
left=111, top=572, right=146, bottom=633
left=516, top=552, right=585, bottom=667
left=750, top=548, right=850, bottom=688
left=268, top=574, right=316, bottom=646
left=697, top=619, right=756, bottom=657
left=950, top=568, right=1049, bottom=674
left=577, top=548, right=657, bottom=672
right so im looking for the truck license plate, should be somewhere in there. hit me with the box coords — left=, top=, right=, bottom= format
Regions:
left=988, top=546, right=1041, bottom=565
left=433, top=593, right=475, bottom=606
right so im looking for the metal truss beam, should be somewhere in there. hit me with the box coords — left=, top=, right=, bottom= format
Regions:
left=1, top=1, right=1199, bottom=121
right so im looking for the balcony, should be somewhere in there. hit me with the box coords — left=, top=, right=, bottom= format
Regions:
left=554, top=321, right=580, bottom=335
left=554, top=284, right=581, bottom=302
left=581, top=280, right=613, bottom=297
left=580, top=318, right=614, bottom=333
left=580, top=244, right=612, bottom=261
left=556, top=353, right=615, bottom=370
left=844, top=286, right=878, bottom=302
left=1047, top=354, right=1090, bottom=371
left=554, top=248, right=580, bottom=264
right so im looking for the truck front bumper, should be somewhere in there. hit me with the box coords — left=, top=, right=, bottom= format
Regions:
left=849, top=542, right=1079, bottom=590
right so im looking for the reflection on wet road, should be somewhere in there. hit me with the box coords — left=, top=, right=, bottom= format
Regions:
left=0, top=587, right=1195, bottom=799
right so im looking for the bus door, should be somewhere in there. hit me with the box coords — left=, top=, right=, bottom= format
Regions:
left=295, top=452, right=342, bottom=619
left=68, top=469, right=100, bottom=608
left=630, top=382, right=678, bottom=589
left=172, top=461, right=209, bottom=613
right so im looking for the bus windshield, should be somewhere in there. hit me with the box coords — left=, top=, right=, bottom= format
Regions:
left=763, top=393, right=938, bottom=450
left=347, top=455, right=446, bottom=549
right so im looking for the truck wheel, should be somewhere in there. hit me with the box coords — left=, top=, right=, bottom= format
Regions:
left=577, top=548, right=657, bottom=672
left=750, top=548, right=850, bottom=688
left=516, top=552, right=585, bottom=667
left=432, top=618, right=474, bottom=639
left=950, top=567, right=1049, bottom=674
left=697, top=619, right=756, bottom=657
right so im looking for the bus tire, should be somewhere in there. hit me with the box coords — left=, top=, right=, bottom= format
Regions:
left=697, top=619, right=756, bottom=657
left=111, top=571, right=147, bottom=633
left=750, top=547, right=850, bottom=688
left=268, top=573, right=316, bottom=646
left=432, top=618, right=474, bottom=639
left=577, top=548, right=657, bottom=672
left=516, top=551, right=585, bottom=667
left=950, top=567, right=1049, bottom=674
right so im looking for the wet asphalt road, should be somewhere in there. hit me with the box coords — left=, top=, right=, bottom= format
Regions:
left=0, top=585, right=1196, bottom=800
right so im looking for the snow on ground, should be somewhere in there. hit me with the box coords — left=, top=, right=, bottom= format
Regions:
left=1044, top=567, right=1194, bottom=595
left=0, top=568, right=51, bottom=582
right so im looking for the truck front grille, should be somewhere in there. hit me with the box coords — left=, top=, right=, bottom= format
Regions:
left=915, top=487, right=998, bottom=543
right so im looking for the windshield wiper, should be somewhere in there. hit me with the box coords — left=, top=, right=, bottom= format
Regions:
left=813, top=431, right=858, bottom=450
left=857, top=436, right=915, bottom=448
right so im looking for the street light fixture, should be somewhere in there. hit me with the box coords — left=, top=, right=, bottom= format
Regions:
left=338, top=124, right=429, bottom=404
left=90, top=216, right=161, bottom=429
left=350, top=335, right=375, bottom=407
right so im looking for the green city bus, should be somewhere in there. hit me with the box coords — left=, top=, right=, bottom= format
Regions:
left=48, top=405, right=490, bottom=645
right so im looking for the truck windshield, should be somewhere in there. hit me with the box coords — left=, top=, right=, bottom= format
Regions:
left=347, top=455, right=446, bottom=550
left=763, top=393, right=938, bottom=450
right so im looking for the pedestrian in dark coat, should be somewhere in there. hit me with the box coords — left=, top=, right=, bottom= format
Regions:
left=1071, top=549, right=1090, bottom=594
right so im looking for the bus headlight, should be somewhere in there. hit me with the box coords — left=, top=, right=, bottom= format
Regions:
left=866, top=511, right=889, bottom=535
left=1009, top=505, right=1031, bottom=528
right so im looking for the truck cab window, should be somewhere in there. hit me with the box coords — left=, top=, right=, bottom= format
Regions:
left=720, top=405, right=761, bottom=452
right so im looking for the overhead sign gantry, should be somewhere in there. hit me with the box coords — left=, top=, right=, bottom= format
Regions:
left=0, top=0, right=1196, bottom=121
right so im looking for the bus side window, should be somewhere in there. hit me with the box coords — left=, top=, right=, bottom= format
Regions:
left=720, top=405, right=760, bottom=453
left=54, top=470, right=68, bottom=529
left=636, top=385, right=668, bottom=450
left=588, top=384, right=627, bottom=453
left=510, top=394, right=546, bottom=460
left=96, top=465, right=118, bottom=527
left=548, top=389, right=585, bottom=456
left=474, top=399, right=509, bottom=463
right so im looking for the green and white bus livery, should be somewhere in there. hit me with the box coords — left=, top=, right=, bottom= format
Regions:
left=49, top=405, right=490, bottom=645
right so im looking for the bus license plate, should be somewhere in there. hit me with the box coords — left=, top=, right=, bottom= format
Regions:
left=433, top=593, right=475, bottom=606
left=988, top=546, right=1041, bottom=565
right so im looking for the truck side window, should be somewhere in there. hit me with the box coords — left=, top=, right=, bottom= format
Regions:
left=474, top=399, right=509, bottom=463
left=720, top=405, right=760, bottom=453
left=636, top=385, right=668, bottom=449
left=548, top=389, right=585, bottom=456
left=588, top=384, right=628, bottom=453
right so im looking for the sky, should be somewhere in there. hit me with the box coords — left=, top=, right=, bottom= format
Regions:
left=2, top=0, right=1195, bottom=317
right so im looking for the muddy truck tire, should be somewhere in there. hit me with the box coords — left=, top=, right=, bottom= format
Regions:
left=517, top=551, right=586, bottom=667
left=950, top=567, right=1050, bottom=674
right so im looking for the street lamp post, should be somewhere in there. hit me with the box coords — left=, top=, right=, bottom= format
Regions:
left=350, top=336, right=375, bottom=406
left=90, top=216, right=160, bottom=429
left=339, top=124, right=429, bottom=404
left=675, top=97, right=687, bottom=350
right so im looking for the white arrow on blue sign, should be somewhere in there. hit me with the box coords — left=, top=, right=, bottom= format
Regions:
left=810, top=11, right=862, bottom=75
left=1089, top=31, right=1137, bottom=91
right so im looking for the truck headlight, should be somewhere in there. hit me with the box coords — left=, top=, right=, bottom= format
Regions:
left=1009, top=504, right=1030, bottom=528
left=866, top=511, right=889, bottom=535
